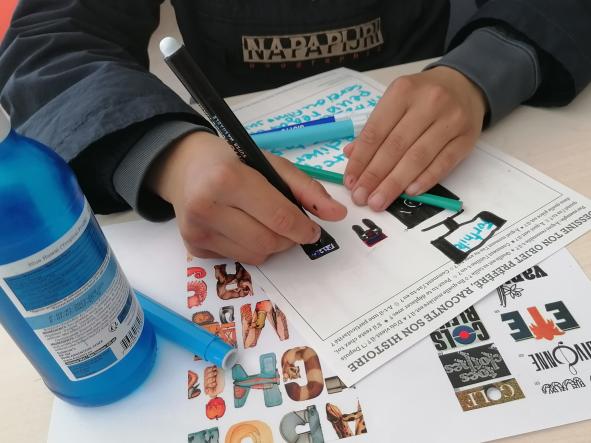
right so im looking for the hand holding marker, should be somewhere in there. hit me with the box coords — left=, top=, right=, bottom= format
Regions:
left=160, top=36, right=339, bottom=260
left=148, top=39, right=458, bottom=368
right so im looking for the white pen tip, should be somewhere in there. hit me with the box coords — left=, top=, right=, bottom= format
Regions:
left=160, top=36, right=182, bottom=58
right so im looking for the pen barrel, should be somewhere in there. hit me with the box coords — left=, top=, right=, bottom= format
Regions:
left=135, top=291, right=233, bottom=368
left=253, top=116, right=336, bottom=135
left=161, top=39, right=340, bottom=260
left=252, top=120, right=354, bottom=150
left=163, top=46, right=299, bottom=207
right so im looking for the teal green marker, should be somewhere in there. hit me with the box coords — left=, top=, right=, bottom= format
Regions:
left=294, top=163, right=463, bottom=212
left=398, top=192, right=462, bottom=212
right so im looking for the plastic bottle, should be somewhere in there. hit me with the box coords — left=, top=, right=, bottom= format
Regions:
left=0, top=107, right=156, bottom=406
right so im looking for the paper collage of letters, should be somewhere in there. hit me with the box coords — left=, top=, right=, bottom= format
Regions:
left=48, top=68, right=591, bottom=442
left=183, top=258, right=366, bottom=442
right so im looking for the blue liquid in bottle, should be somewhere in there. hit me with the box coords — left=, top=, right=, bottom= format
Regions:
left=0, top=108, right=156, bottom=406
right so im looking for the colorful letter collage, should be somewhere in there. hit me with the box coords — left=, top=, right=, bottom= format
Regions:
left=185, top=258, right=369, bottom=442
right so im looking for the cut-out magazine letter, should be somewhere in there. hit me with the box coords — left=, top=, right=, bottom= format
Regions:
left=234, top=68, right=591, bottom=385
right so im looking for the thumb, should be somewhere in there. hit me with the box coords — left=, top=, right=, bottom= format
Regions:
left=267, top=155, right=347, bottom=221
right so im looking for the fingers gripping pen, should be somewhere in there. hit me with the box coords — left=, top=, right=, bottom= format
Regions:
left=160, top=37, right=339, bottom=260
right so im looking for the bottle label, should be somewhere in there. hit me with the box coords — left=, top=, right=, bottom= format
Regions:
left=0, top=201, right=144, bottom=381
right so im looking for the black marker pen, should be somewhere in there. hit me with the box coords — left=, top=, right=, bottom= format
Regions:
left=159, top=37, right=338, bottom=260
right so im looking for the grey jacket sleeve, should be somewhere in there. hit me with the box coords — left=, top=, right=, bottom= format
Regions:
left=429, top=26, right=541, bottom=125
left=113, top=121, right=215, bottom=221
left=451, top=0, right=591, bottom=108
left=433, top=0, right=591, bottom=125
left=0, top=0, right=212, bottom=214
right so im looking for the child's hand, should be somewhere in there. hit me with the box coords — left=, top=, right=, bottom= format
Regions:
left=343, top=66, right=487, bottom=211
left=148, top=131, right=347, bottom=264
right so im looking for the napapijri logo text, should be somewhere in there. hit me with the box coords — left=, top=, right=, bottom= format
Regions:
left=242, top=18, right=384, bottom=63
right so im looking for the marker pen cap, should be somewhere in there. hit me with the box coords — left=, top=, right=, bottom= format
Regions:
left=206, top=338, right=238, bottom=369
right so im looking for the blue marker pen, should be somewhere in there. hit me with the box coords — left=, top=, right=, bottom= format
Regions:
left=252, top=116, right=339, bottom=134
left=135, top=290, right=237, bottom=369
left=251, top=111, right=370, bottom=150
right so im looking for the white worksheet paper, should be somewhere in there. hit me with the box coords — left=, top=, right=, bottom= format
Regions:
left=48, top=68, right=591, bottom=442
left=48, top=219, right=591, bottom=443
left=233, top=68, right=591, bottom=385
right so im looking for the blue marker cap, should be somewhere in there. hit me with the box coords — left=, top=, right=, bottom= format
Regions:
left=135, top=290, right=238, bottom=368
left=252, top=119, right=354, bottom=149
left=251, top=111, right=370, bottom=150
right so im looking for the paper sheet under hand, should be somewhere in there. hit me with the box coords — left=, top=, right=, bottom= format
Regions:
left=233, top=68, right=591, bottom=385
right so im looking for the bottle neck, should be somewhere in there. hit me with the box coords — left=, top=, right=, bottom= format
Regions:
left=0, top=128, right=86, bottom=264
